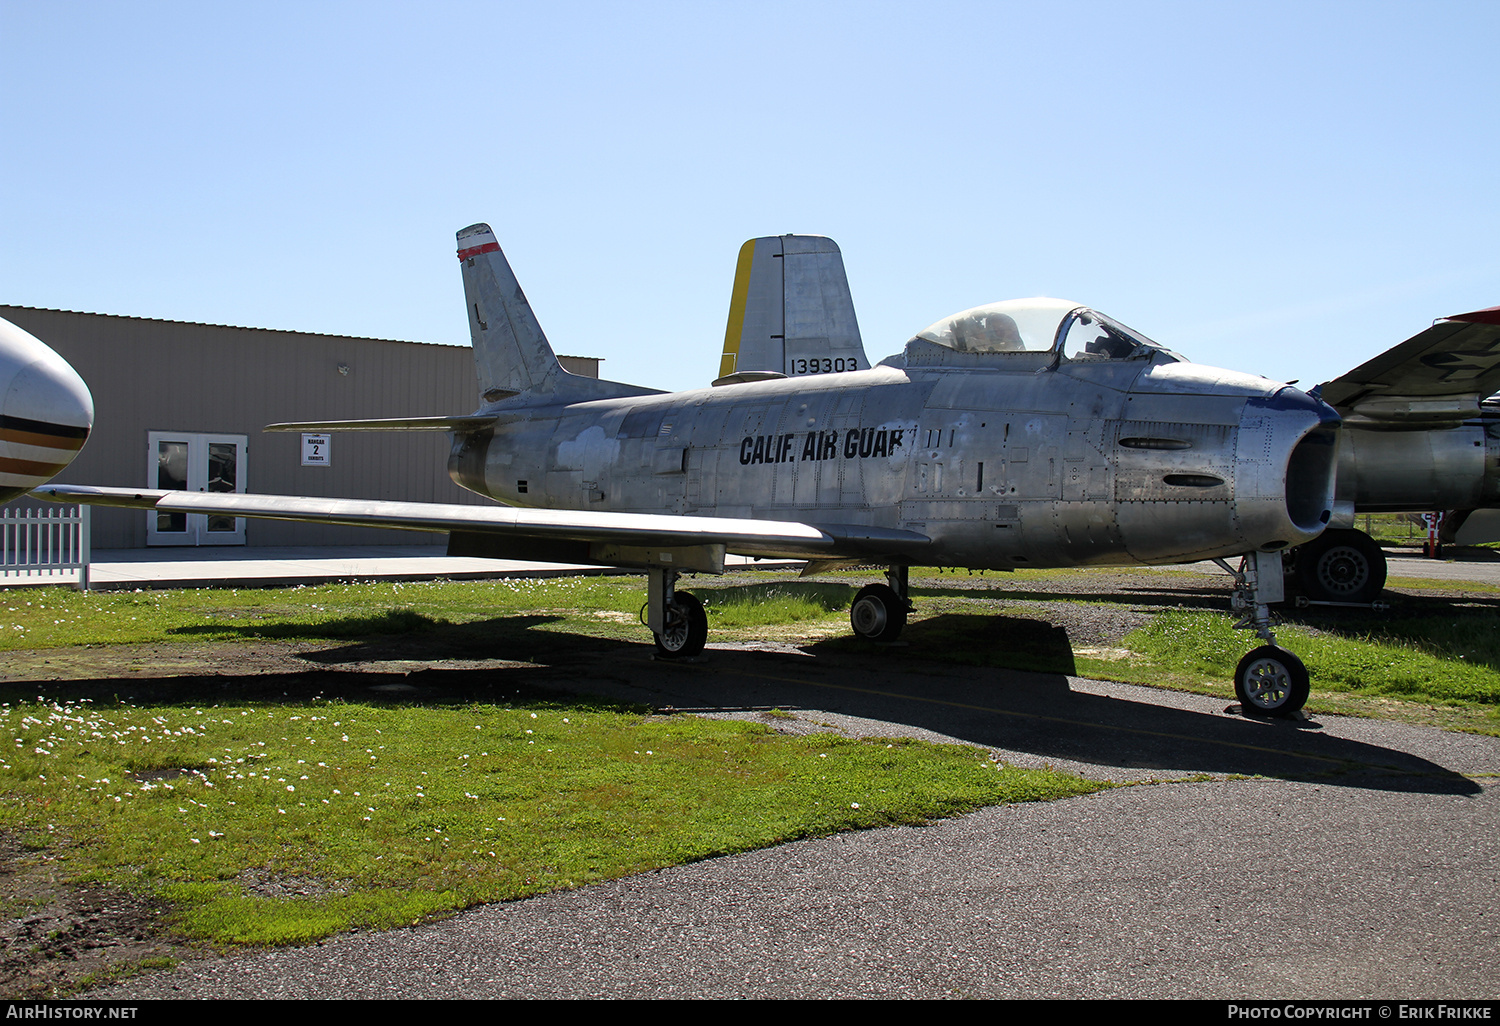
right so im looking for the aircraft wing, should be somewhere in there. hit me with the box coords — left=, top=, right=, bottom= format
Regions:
left=32, top=484, right=931, bottom=570
left=262, top=415, right=500, bottom=433
left=1318, top=306, right=1500, bottom=425
left=714, top=235, right=870, bottom=385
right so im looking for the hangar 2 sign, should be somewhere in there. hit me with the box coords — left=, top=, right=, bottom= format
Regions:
left=301, top=433, right=330, bottom=467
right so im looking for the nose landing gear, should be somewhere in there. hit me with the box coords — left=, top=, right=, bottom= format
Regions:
left=1217, top=550, right=1310, bottom=718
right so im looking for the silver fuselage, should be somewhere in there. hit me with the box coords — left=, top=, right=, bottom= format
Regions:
left=451, top=345, right=1340, bottom=571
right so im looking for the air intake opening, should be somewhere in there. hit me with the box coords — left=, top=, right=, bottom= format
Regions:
left=1284, top=424, right=1338, bottom=532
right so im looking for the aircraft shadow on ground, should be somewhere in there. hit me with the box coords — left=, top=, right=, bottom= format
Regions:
left=165, top=614, right=610, bottom=665
left=1421, top=545, right=1500, bottom=563
left=698, top=614, right=1481, bottom=797
left=14, top=608, right=1480, bottom=798
left=1, top=666, right=651, bottom=730
left=165, top=612, right=552, bottom=645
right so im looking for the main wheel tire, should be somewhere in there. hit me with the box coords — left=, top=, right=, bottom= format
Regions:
left=654, top=591, right=707, bottom=658
left=850, top=584, right=906, bottom=642
left=1234, top=645, right=1310, bottom=718
left=1294, top=529, right=1386, bottom=603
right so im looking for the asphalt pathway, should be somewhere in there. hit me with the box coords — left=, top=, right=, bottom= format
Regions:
left=93, top=643, right=1499, bottom=1000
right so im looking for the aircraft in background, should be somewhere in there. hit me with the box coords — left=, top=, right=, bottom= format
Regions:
left=1301, top=307, right=1500, bottom=601
left=717, top=234, right=1500, bottom=606
left=0, top=315, right=93, bottom=503
left=37, top=224, right=1341, bottom=717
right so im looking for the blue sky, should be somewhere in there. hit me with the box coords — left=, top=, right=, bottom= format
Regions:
left=4, top=0, right=1497, bottom=396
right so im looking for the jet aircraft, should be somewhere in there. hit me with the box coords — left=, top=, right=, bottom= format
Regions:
left=1, top=315, right=94, bottom=503
left=717, top=234, right=1500, bottom=607
left=36, top=224, right=1341, bottom=717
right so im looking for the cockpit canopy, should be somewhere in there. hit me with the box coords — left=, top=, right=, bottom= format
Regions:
left=912, top=298, right=1178, bottom=362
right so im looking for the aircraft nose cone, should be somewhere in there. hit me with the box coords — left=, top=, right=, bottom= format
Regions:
left=5, top=357, right=95, bottom=433
left=0, top=322, right=94, bottom=502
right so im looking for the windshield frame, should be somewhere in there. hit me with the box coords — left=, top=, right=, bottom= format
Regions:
left=1056, top=307, right=1175, bottom=363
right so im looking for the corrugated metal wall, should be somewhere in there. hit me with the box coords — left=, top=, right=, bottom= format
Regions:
left=0, top=306, right=489, bottom=549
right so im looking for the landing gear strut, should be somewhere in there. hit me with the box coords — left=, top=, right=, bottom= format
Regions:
left=850, top=565, right=911, bottom=643
left=648, top=568, right=707, bottom=658
left=1215, top=550, right=1310, bottom=718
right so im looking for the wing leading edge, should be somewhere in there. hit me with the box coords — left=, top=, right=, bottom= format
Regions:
left=32, top=485, right=930, bottom=572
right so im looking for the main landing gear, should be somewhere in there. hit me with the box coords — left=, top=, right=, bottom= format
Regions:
left=1286, top=528, right=1387, bottom=604
left=849, top=566, right=912, bottom=643
left=1216, top=551, right=1310, bottom=719
left=647, top=568, right=707, bottom=658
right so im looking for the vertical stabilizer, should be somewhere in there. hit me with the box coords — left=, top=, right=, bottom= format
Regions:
left=716, top=235, right=868, bottom=383
left=457, top=224, right=561, bottom=400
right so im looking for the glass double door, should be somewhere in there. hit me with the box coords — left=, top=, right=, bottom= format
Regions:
left=146, top=432, right=247, bottom=545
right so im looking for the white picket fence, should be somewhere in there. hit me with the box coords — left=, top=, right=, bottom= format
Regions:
left=0, top=506, right=91, bottom=590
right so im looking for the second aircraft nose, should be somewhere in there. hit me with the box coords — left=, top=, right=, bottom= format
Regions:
left=0, top=317, right=94, bottom=502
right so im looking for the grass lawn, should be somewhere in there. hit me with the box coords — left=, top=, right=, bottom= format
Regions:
left=1, top=564, right=1493, bottom=957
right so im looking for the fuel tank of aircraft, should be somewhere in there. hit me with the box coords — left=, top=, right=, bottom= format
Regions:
left=0, top=316, right=94, bottom=503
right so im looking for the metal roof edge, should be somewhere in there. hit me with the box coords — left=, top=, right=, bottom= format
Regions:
left=0, top=304, right=468, bottom=349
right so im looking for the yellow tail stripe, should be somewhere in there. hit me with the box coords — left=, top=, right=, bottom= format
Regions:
left=719, top=238, right=758, bottom=379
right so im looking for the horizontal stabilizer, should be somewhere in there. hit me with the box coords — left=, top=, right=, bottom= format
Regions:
left=264, top=415, right=500, bottom=433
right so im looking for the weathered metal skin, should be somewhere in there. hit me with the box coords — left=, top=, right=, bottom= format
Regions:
left=440, top=222, right=1341, bottom=577
left=450, top=340, right=1339, bottom=572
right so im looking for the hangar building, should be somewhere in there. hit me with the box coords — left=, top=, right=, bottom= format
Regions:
left=0, top=306, right=596, bottom=551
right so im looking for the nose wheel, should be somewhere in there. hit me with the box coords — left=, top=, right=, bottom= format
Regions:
left=1234, top=645, right=1310, bottom=718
